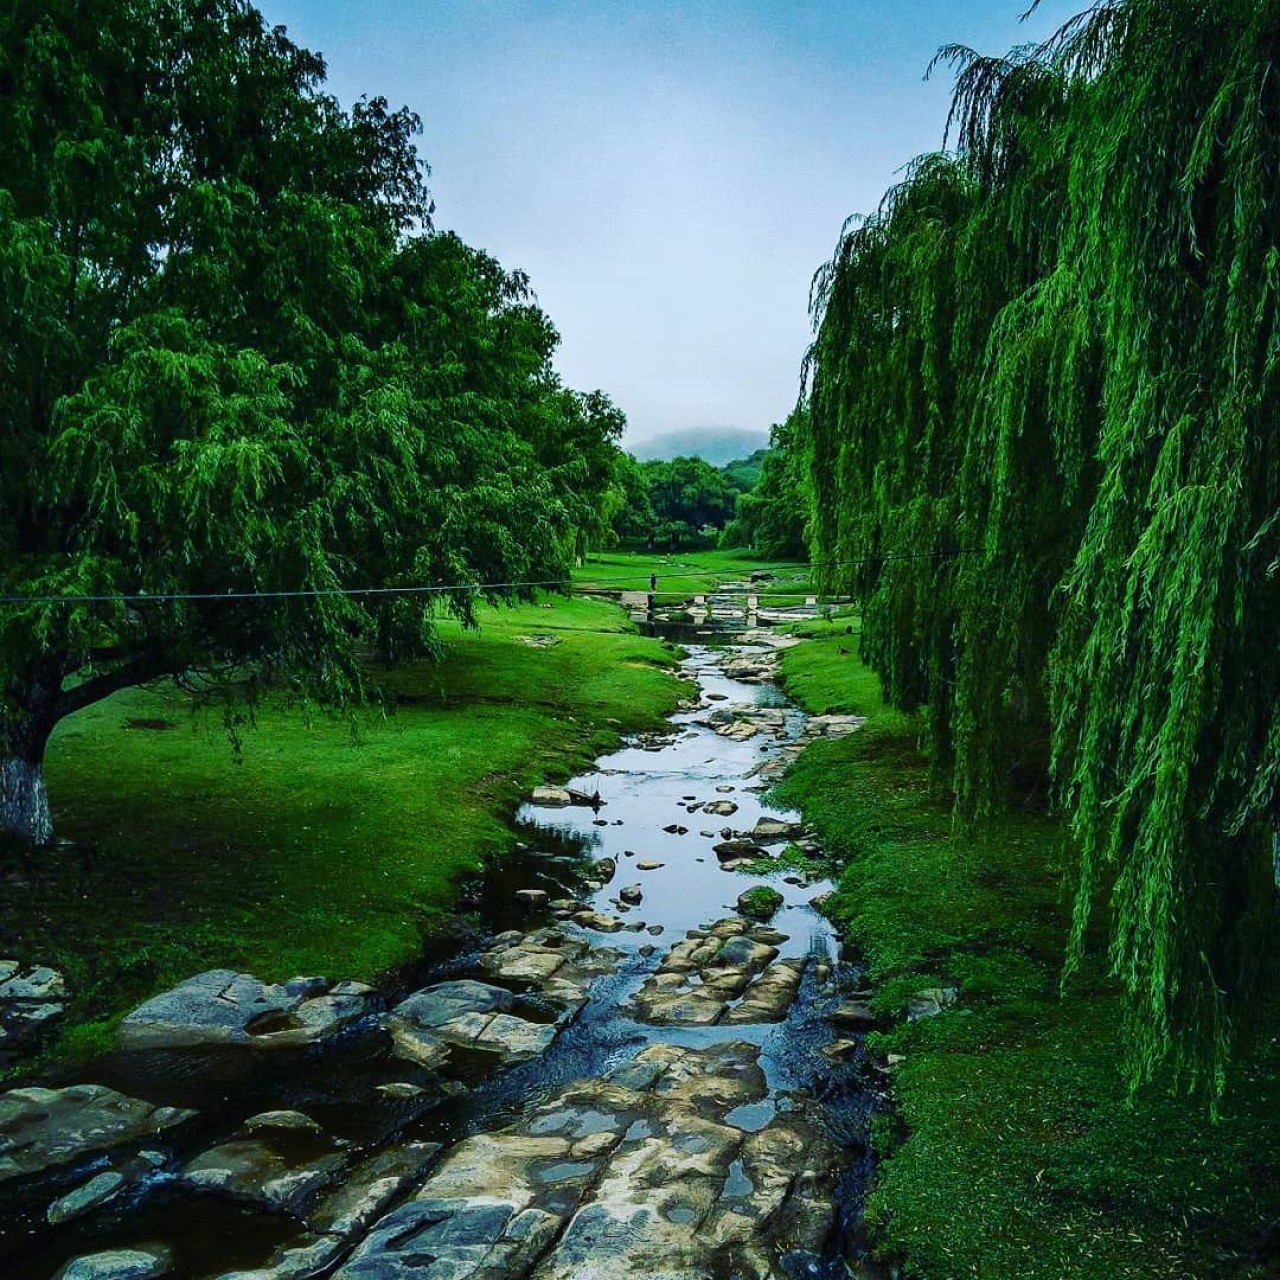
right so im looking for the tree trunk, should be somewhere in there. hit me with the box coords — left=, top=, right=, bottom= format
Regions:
left=1, top=711, right=55, bottom=845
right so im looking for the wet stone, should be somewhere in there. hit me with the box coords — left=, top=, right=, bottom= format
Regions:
left=54, top=1246, right=173, bottom=1280
left=0, top=1085, right=195, bottom=1183
left=47, top=1170, right=128, bottom=1225
left=309, top=1140, right=442, bottom=1239
left=0, top=961, right=69, bottom=1053
left=180, top=1126, right=348, bottom=1214
left=119, top=970, right=373, bottom=1051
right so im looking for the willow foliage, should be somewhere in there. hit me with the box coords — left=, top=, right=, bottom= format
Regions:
left=805, top=0, right=1279, bottom=1090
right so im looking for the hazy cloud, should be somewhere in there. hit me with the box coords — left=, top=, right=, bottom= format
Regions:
left=262, top=0, right=1082, bottom=448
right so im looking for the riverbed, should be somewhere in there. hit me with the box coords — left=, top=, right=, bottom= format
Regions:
left=3, top=640, right=881, bottom=1279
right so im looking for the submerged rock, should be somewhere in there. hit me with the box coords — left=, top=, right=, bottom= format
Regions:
left=181, top=1129, right=348, bottom=1215
left=335, top=1040, right=839, bottom=1279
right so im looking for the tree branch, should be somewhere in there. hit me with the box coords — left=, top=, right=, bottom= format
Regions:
left=55, top=655, right=175, bottom=721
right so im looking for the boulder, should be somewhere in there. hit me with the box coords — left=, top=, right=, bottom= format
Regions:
left=0, top=963, right=67, bottom=1001
left=514, top=888, right=549, bottom=910
left=828, top=1000, right=877, bottom=1029
left=908, top=987, right=958, bottom=1021
left=392, top=980, right=513, bottom=1029
left=702, top=800, right=739, bottom=817
left=242, top=1110, right=324, bottom=1136
left=572, top=911, right=625, bottom=934
left=805, top=714, right=866, bottom=739
left=619, top=884, right=643, bottom=906
left=391, top=966, right=565, bottom=1065
left=722, top=960, right=806, bottom=1023
left=713, top=839, right=764, bottom=862
left=736, top=887, right=784, bottom=922
left=751, top=817, right=803, bottom=843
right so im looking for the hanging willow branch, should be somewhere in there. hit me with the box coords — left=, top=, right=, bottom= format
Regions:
left=803, top=0, right=1280, bottom=1094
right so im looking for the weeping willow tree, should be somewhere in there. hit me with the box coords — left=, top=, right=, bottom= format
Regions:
left=805, top=0, right=1279, bottom=1091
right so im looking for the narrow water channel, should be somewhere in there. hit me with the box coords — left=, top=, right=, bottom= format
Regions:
left=4, top=640, right=881, bottom=1279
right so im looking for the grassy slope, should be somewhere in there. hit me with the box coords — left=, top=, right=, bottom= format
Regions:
left=2, top=595, right=685, bottom=1067
left=774, top=624, right=1280, bottom=1279
left=571, top=548, right=812, bottom=599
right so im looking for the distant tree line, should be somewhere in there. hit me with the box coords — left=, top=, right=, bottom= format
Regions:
left=801, top=0, right=1278, bottom=1092
left=609, top=416, right=810, bottom=557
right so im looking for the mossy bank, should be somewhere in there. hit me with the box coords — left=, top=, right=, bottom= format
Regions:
left=0, top=595, right=687, bottom=1074
left=773, top=621, right=1280, bottom=1279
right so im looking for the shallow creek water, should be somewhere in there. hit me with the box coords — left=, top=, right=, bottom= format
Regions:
left=3, top=642, right=880, bottom=1279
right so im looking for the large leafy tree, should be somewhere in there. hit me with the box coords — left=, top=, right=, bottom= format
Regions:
left=805, top=0, right=1279, bottom=1089
left=0, top=0, right=621, bottom=843
left=723, top=408, right=811, bottom=559
left=641, top=455, right=741, bottom=540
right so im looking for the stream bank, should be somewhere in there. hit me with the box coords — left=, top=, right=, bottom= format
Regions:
left=2, top=636, right=890, bottom=1279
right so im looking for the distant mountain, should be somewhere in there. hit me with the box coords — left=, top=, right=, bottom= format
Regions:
left=631, top=427, right=769, bottom=467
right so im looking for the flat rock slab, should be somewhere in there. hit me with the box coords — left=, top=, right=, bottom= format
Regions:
left=0, top=1085, right=195, bottom=1183
left=309, top=1140, right=442, bottom=1239
left=805, top=714, right=865, bottom=738
left=632, top=920, right=806, bottom=1027
left=54, top=1247, right=172, bottom=1280
left=480, top=930, right=619, bottom=1007
left=387, top=981, right=558, bottom=1067
left=334, top=1041, right=838, bottom=1280
left=119, top=970, right=374, bottom=1051
left=391, top=980, right=514, bottom=1029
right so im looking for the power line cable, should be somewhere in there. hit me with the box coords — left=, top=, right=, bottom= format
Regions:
left=0, top=549, right=974, bottom=607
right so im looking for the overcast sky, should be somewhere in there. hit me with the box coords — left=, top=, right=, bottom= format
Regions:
left=262, top=0, right=1081, bottom=450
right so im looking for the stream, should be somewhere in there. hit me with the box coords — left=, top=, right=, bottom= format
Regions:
left=2, top=639, right=883, bottom=1280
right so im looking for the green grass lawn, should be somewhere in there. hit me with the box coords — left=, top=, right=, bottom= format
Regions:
left=774, top=627, right=1280, bottom=1279
left=1, top=594, right=686, bottom=1070
left=571, top=547, right=813, bottom=600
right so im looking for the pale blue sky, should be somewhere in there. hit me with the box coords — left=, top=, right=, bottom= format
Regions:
left=263, top=1, right=1081, bottom=448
